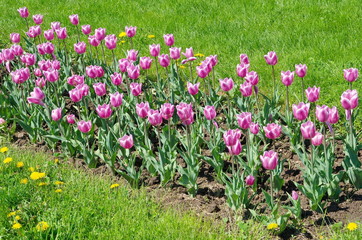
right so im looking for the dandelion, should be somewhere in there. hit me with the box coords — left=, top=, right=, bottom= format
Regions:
left=20, top=178, right=28, bottom=184
left=0, top=147, right=9, bottom=153
left=110, top=183, right=120, bottom=189
left=54, top=181, right=64, bottom=185
left=16, top=162, right=24, bottom=168
left=29, top=167, right=35, bottom=172
left=119, top=32, right=127, bottom=37
left=30, top=172, right=46, bottom=180
left=36, top=221, right=49, bottom=231
left=3, top=157, right=13, bottom=164
left=7, top=212, right=16, bottom=217
left=54, top=158, right=59, bottom=164
left=15, top=216, right=21, bottom=220
left=179, top=65, right=186, bottom=69
left=267, top=223, right=278, bottom=230
left=121, top=40, right=126, bottom=44
left=194, top=53, right=205, bottom=57
left=55, top=189, right=62, bottom=193
left=38, top=182, right=48, bottom=186
left=346, top=222, right=358, bottom=231
left=147, top=34, right=155, bottom=38
left=12, top=223, right=22, bottom=229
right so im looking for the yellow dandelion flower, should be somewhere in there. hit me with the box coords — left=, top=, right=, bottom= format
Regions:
left=36, top=221, right=49, bottom=231
left=54, top=181, right=64, bottom=185
left=194, top=53, right=205, bottom=57
left=0, top=147, right=9, bottom=153
left=55, top=189, right=62, bottom=193
left=147, top=34, right=155, bottom=38
left=30, top=172, right=46, bottom=180
left=119, top=32, right=127, bottom=37
left=179, top=65, right=186, bottom=69
left=54, top=158, right=59, bottom=164
left=3, top=157, right=13, bottom=164
left=29, top=167, right=35, bottom=172
left=38, top=182, right=48, bottom=186
left=121, top=40, right=126, bottom=44
left=20, top=178, right=28, bottom=184
left=346, top=222, right=358, bottom=231
left=7, top=212, right=16, bottom=217
left=110, top=183, right=120, bottom=189
left=15, top=216, right=21, bottom=220
left=12, top=223, right=22, bottom=229
left=16, top=162, right=24, bottom=168
left=267, top=223, right=278, bottom=230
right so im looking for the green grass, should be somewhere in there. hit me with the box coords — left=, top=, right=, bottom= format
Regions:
left=0, top=145, right=270, bottom=239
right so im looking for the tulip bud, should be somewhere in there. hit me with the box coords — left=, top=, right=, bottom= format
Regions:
left=148, top=109, right=163, bottom=126
left=127, top=64, right=140, bottom=80
left=66, top=114, right=76, bottom=124
left=311, top=132, right=324, bottom=146
left=176, top=102, right=194, bottom=125
left=292, top=191, right=299, bottom=200
left=295, top=64, right=307, bottom=78
left=240, top=54, right=250, bottom=64
left=240, top=81, right=253, bottom=97
left=33, top=14, right=43, bottom=25
left=18, top=7, right=29, bottom=18
left=96, top=104, right=112, bottom=119
left=237, top=112, right=252, bottom=129
left=163, top=34, right=175, bottom=46
left=219, top=78, right=234, bottom=92
left=130, top=82, right=142, bottom=96
left=74, top=42, right=87, bottom=54
left=110, top=92, right=123, bottom=108
left=69, top=14, right=79, bottom=25
left=327, top=106, right=339, bottom=124
left=264, top=51, right=278, bottom=65
left=149, top=44, right=160, bottom=57
left=125, top=26, right=137, bottom=38
left=250, top=122, right=259, bottom=135
left=82, top=25, right=92, bottom=35
left=260, top=150, right=278, bottom=170
left=119, top=135, right=134, bottom=149
left=281, top=70, right=295, bottom=86
left=140, top=56, right=152, bottom=70
left=343, top=68, right=358, bottom=82
left=10, top=33, right=20, bottom=44
left=136, top=102, right=150, bottom=118
left=340, top=89, right=358, bottom=110
left=223, top=129, right=242, bottom=146
left=78, top=120, right=92, bottom=133
left=292, top=102, right=310, bottom=121
left=204, top=105, right=216, bottom=120
left=111, top=72, right=123, bottom=85
left=236, top=63, right=249, bottom=78
left=51, top=108, right=62, bottom=121
left=316, top=105, right=329, bottom=122
left=170, top=47, right=181, bottom=60
left=187, top=82, right=200, bottom=95
left=300, top=121, right=316, bottom=139
left=245, top=175, right=255, bottom=186
left=158, top=54, right=170, bottom=68
left=305, top=86, right=320, bottom=102
left=95, top=28, right=106, bottom=41
left=160, top=103, right=174, bottom=120
left=227, top=141, right=242, bottom=156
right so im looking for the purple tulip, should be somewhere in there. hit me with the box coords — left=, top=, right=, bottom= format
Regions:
left=140, top=56, right=152, bottom=70
left=158, top=54, right=170, bottom=68
left=223, top=129, right=242, bottom=146
left=105, top=34, right=117, bottom=50
left=343, top=68, right=358, bottom=82
left=204, top=105, right=216, bottom=120
left=33, top=14, right=43, bottom=25
left=74, top=42, right=86, bottom=54
left=240, top=54, right=250, bottom=64
left=281, top=70, right=295, bottom=86
left=196, top=64, right=210, bottom=78
left=136, top=102, right=150, bottom=118
left=219, top=78, right=234, bottom=92
left=66, top=114, right=76, bottom=124
left=88, top=35, right=100, bottom=47
left=311, top=132, right=324, bottom=146
left=305, top=86, right=320, bottom=102
left=245, top=71, right=259, bottom=86
left=118, top=58, right=130, bottom=73
left=127, top=49, right=138, bottom=62
left=340, top=89, right=358, bottom=110
left=130, top=82, right=142, bottom=96
left=55, top=27, right=67, bottom=39
left=316, top=105, right=330, bottom=122
left=148, top=109, right=163, bottom=126
left=69, top=88, right=83, bottom=102
left=245, top=175, right=255, bottom=186
left=292, top=102, right=310, bottom=121
left=10, top=68, right=30, bottom=84
left=43, top=69, right=59, bottom=82
left=125, top=26, right=137, bottom=38
left=110, top=92, right=123, bottom=108
left=260, top=150, right=278, bottom=170
left=264, top=51, right=278, bottom=65
left=44, top=29, right=54, bottom=41
left=292, top=191, right=299, bottom=200
left=69, top=14, right=79, bottom=25
left=237, top=112, right=252, bottom=129
left=18, top=7, right=29, bottom=18
left=327, top=106, right=339, bottom=124
left=240, top=81, right=253, bottom=97
left=67, top=75, right=84, bottom=86
left=264, top=123, right=282, bottom=139
left=111, top=72, right=123, bottom=85
left=295, top=64, right=307, bottom=78
left=176, top=102, right=194, bottom=125
left=95, top=28, right=106, bottom=41
left=149, top=44, right=160, bottom=57
left=160, top=103, right=174, bottom=120
left=119, top=134, right=134, bottom=149
left=51, top=108, right=62, bottom=121
left=187, top=82, right=200, bottom=95
left=300, top=121, right=316, bottom=139
left=27, top=87, right=45, bottom=106
left=82, top=25, right=91, bottom=35
left=250, top=122, right=259, bottom=135
left=170, top=47, right=181, bottom=60
left=35, top=77, right=46, bottom=88
left=96, top=104, right=112, bottom=119
left=10, top=33, right=20, bottom=44
left=163, top=34, right=175, bottom=46
left=227, top=140, right=242, bottom=156
left=183, top=48, right=194, bottom=58
left=51, top=22, right=61, bottom=30
left=78, top=120, right=92, bottom=133
left=93, top=82, right=107, bottom=96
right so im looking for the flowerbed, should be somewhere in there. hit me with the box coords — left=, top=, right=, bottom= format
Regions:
left=0, top=6, right=361, bottom=236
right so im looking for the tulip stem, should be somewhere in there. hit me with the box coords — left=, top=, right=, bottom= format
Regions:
left=76, top=25, right=81, bottom=43
left=271, top=65, right=276, bottom=99
left=349, top=111, right=353, bottom=146
left=246, top=129, right=250, bottom=163
left=144, top=118, right=149, bottom=149
left=301, top=77, right=305, bottom=102
left=130, top=38, right=134, bottom=49
left=168, top=119, right=171, bottom=144
left=349, top=82, right=352, bottom=90
left=111, top=50, right=117, bottom=72
left=286, top=86, right=290, bottom=124
left=95, top=46, right=99, bottom=60
left=227, top=93, right=232, bottom=128
left=189, top=62, right=193, bottom=81
left=24, top=18, right=29, bottom=30
left=270, top=170, right=274, bottom=207
left=63, top=39, right=68, bottom=65
left=156, top=127, right=161, bottom=149
left=187, top=125, right=192, bottom=157
left=154, top=56, right=160, bottom=87
left=101, top=42, right=106, bottom=64
left=322, top=124, right=327, bottom=163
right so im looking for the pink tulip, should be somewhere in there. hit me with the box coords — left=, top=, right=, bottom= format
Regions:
left=10, top=33, right=20, bottom=44
left=96, top=104, right=112, bottom=119
left=343, top=68, right=358, bottom=82
left=118, top=58, right=130, bottom=73
left=69, top=88, right=83, bottom=102
left=264, top=51, right=278, bottom=65
left=139, top=56, right=152, bottom=70
left=81, top=25, right=91, bottom=35
left=34, top=68, right=42, bottom=77
left=176, top=102, right=194, bottom=125
left=196, top=64, right=210, bottom=78
left=51, top=22, right=61, bottom=30
left=86, top=65, right=102, bottom=78
left=130, top=82, right=142, bottom=96
left=311, top=132, right=324, bottom=146
left=11, top=45, right=24, bottom=56
left=149, top=44, right=160, bottom=57
left=136, top=102, right=150, bottom=118
left=10, top=68, right=30, bottom=84
left=38, top=60, right=52, bottom=70
left=111, top=72, right=123, bottom=85
left=250, top=122, right=259, bottom=135
left=127, top=49, right=138, bottom=62
left=127, top=65, right=140, bottom=80
left=240, top=81, right=253, bottom=97
left=26, top=26, right=41, bottom=38
left=93, top=82, right=106, bottom=96
left=245, top=175, right=255, bottom=186
left=33, top=14, right=43, bottom=25
left=158, top=54, right=170, bottom=67
left=237, top=112, right=252, bottom=129
left=183, top=48, right=194, bottom=58
left=292, top=191, right=299, bottom=200
left=163, top=34, right=175, bottom=46
left=95, top=28, right=106, bottom=41
left=341, top=89, right=358, bottom=110
left=2, top=48, right=15, bottom=61
left=240, top=54, right=250, bottom=64
left=119, top=135, right=134, bottom=149
left=74, top=42, right=87, bottom=54
left=264, top=123, right=282, bottom=139
left=292, top=102, right=310, bottom=121
left=227, top=140, right=242, bottom=156
left=327, top=106, right=339, bottom=124
left=236, top=63, right=249, bottom=78
left=181, top=57, right=197, bottom=64
left=148, top=109, right=163, bottom=126
left=29, top=87, right=45, bottom=101
left=18, top=7, right=29, bottom=18
left=67, top=75, right=84, bottom=86
left=66, top=114, right=76, bottom=124
left=125, top=26, right=137, bottom=38
left=295, top=64, right=307, bottom=78
left=187, top=82, right=200, bottom=95
left=55, top=27, right=67, bottom=39
left=260, top=150, right=278, bottom=170
left=223, top=129, right=242, bottom=146
left=51, top=108, right=62, bottom=121
left=110, top=92, right=123, bottom=107
left=78, top=120, right=92, bottom=133
left=0, top=118, right=5, bottom=125
left=219, top=78, right=234, bottom=92
left=170, top=47, right=181, bottom=60
left=43, top=69, right=59, bottom=82
left=76, top=84, right=90, bottom=97
left=204, top=105, right=216, bottom=120
left=281, top=70, right=295, bottom=86
left=245, top=71, right=259, bottom=86
left=305, top=86, right=320, bottom=102
left=105, top=34, right=117, bottom=50
left=88, top=35, right=100, bottom=47
left=316, top=105, right=329, bottom=122
left=160, top=103, right=174, bottom=120
left=35, top=77, right=46, bottom=88
left=300, top=121, right=316, bottom=139
left=44, top=29, right=54, bottom=41
left=69, top=14, right=79, bottom=25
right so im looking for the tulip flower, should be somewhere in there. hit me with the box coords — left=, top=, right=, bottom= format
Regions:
left=81, top=25, right=91, bottom=35
left=316, top=105, right=329, bottom=122
left=105, top=34, right=117, bottom=50
left=35, top=77, right=46, bottom=88
left=245, top=175, right=255, bottom=186
left=27, top=87, right=45, bottom=106
left=292, top=191, right=299, bottom=200
left=305, top=86, right=320, bottom=102
left=2, top=48, right=15, bottom=61
left=160, top=103, right=175, bottom=120
left=77, top=84, right=90, bottom=97
left=130, top=82, right=142, bottom=96
left=292, top=102, right=310, bottom=121
left=196, top=64, right=210, bottom=78
left=88, top=35, right=100, bottom=47
left=250, top=122, right=259, bottom=135
left=118, top=58, right=130, bottom=73
left=158, top=54, right=170, bottom=68
left=311, top=132, right=324, bottom=146
left=10, top=68, right=30, bottom=84
left=44, top=29, right=54, bottom=41
left=69, top=88, right=83, bottom=102
left=260, top=150, right=278, bottom=170
left=18, top=7, right=29, bottom=18
left=33, top=14, right=43, bottom=25
left=281, top=70, right=294, bottom=86
left=95, top=28, right=106, bottom=41
left=227, top=140, right=242, bottom=156
left=176, top=102, right=194, bottom=125
left=34, top=68, right=42, bottom=77
left=140, top=56, right=152, bottom=70
left=111, top=72, right=123, bottom=85
left=341, top=89, right=358, bottom=110
left=264, top=51, right=278, bottom=66
left=10, top=33, right=20, bottom=44
left=69, top=14, right=79, bottom=25
left=163, top=34, right=175, bottom=46
left=125, top=26, right=137, bottom=37
left=74, top=42, right=86, bottom=54
left=38, top=60, right=51, bottom=71
left=51, top=108, right=62, bottom=121
left=127, top=65, right=140, bottom=80
left=343, top=68, right=358, bottom=84
left=149, top=44, right=160, bottom=57
left=170, top=47, right=181, bottom=60
left=127, top=49, right=138, bottom=62
left=96, top=104, right=112, bottom=119
left=204, top=106, right=216, bottom=120
left=240, top=54, right=250, bottom=64
left=66, top=114, right=76, bottom=124
left=110, top=92, right=123, bottom=108
left=148, top=109, right=163, bottom=126
left=295, top=64, right=307, bottom=78
left=245, top=71, right=259, bottom=86
left=240, top=81, right=253, bottom=97
left=300, top=121, right=316, bottom=139
left=93, top=82, right=107, bottom=96
left=51, top=22, right=61, bottom=30
left=136, top=102, right=150, bottom=118
left=67, top=75, right=84, bottom=86
left=264, top=123, right=282, bottom=139
left=223, top=129, right=242, bottom=146
left=55, top=27, right=67, bottom=39
left=237, top=112, right=252, bottom=129
left=119, top=135, right=134, bottom=149
left=187, top=82, right=200, bottom=95
left=43, top=69, right=59, bottom=82
left=219, top=78, right=234, bottom=92
left=183, top=48, right=194, bottom=58
left=327, top=106, right=339, bottom=124
left=78, top=120, right=92, bottom=133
